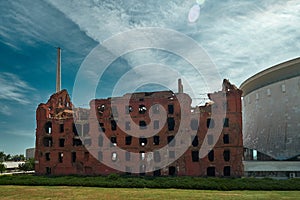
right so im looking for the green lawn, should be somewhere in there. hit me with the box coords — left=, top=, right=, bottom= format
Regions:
left=0, top=186, right=299, bottom=200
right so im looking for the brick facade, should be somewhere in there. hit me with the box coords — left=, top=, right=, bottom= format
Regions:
left=35, top=79, right=243, bottom=177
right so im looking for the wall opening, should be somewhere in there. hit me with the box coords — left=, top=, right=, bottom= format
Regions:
left=45, top=152, right=50, bottom=161
left=168, top=104, right=174, bottom=114
left=84, top=138, right=91, bottom=146
left=99, top=123, right=105, bottom=133
left=139, top=164, right=146, bottom=176
left=98, top=151, right=103, bottom=161
left=223, top=166, right=230, bottom=176
left=223, top=150, right=230, bottom=161
left=59, top=138, right=65, bottom=147
left=84, top=152, right=89, bottom=161
left=153, top=120, right=159, bottom=130
left=98, top=135, right=103, bottom=147
left=223, top=118, right=229, bottom=127
left=169, top=151, right=175, bottom=158
left=46, top=167, right=51, bottom=175
left=167, top=135, right=175, bottom=146
left=125, top=166, right=131, bottom=175
left=167, top=117, right=175, bottom=131
left=207, top=167, right=215, bottom=177
left=206, top=118, right=215, bottom=129
left=139, top=138, right=147, bottom=146
left=152, top=104, right=160, bottom=114
left=98, top=104, right=105, bottom=115
left=72, top=152, right=76, bottom=163
left=154, top=151, right=161, bottom=162
left=110, top=136, right=117, bottom=146
left=111, top=106, right=118, bottom=117
left=207, top=135, right=213, bottom=145
left=83, top=123, right=89, bottom=137
left=43, top=137, right=52, bottom=147
left=111, top=120, right=117, bottom=131
left=125, top=105, right=133, bottom=114
left=139, top=121, right=147, bottom=129
left=169, top=166, right=176, bottom=176
left=208, top=150, right=214, bottom=162
left=223, top=134, right=229, bottom=144
left=192, top=150, right=199, bottom=162
left=139, top=105, right=147, bottom=114
left=140, top=151, right=145, bottom=160
left=111, top=152, right=117, bottom=162
left=58, top=152, right=63, bottom=163
left=153, top=169, right=161, bottom=176
left=59, top=124, right=64, bottom=133
left=192, top=135, right=199, bottom=147
left=125, top=152, right=131, bottom=161
left=73, top=123, right=79, bottom=136
left=45, top=122, right=52, bottom=134
left=73, top=138, right=82, bottom=146
left=125, top=135, right=132, bottom=145
left=190, top=119, right=198, bottom=130
left=125, top=121, right=131, bottom=130
left=153, top=136, right=160, bottom=145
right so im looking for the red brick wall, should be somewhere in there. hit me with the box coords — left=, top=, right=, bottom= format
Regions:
left=35, top=80, right=243, bottom=177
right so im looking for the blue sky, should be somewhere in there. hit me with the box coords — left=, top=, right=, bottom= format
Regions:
left=1, top=0, right=300, bottom=155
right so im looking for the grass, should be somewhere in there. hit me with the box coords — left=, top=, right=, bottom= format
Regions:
left=0, top=185, right=300, bottom=200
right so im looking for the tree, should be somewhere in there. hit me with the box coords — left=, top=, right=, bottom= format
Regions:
left=0, top=163, right=5, bottom=173
left=0, top=152, right=5, bottom=162
left=19, top=158, right=35, bottom=171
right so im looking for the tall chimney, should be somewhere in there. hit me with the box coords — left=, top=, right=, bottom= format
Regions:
left=56, top=47, right=61, bottom=93
left=178, top=78, right=183, bottom=93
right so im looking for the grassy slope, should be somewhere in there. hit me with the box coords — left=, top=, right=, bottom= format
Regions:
left=0, top=186, right=300, bottom=200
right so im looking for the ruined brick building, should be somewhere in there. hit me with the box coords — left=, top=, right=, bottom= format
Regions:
left=35, top=78, right=243, bottom=177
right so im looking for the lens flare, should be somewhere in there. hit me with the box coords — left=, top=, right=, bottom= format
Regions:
left=188, top=4, right=200, bottom=23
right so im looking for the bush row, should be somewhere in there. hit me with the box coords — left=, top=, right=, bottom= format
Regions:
left=0, top=174, right=300, bottom=190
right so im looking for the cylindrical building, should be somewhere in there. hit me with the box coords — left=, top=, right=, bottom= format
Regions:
left=240, top=57, right=300, bottom=160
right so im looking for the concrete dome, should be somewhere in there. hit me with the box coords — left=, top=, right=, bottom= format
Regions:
left=240, top=57, right=300, bottom=160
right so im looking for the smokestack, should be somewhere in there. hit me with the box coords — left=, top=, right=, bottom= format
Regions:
left=178, top=78, right=183, bottom=93
left=56, top=47, right=61, bottom=93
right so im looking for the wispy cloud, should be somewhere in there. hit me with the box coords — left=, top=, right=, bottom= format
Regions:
left=0, top=104, right=11, bottom=116
left=47, top=0, right=300, bottom=90
left=0, top=72, right=35, bottom=105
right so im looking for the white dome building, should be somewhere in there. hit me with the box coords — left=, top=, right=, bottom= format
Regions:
left=240, top=57, right=300, bottom=161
